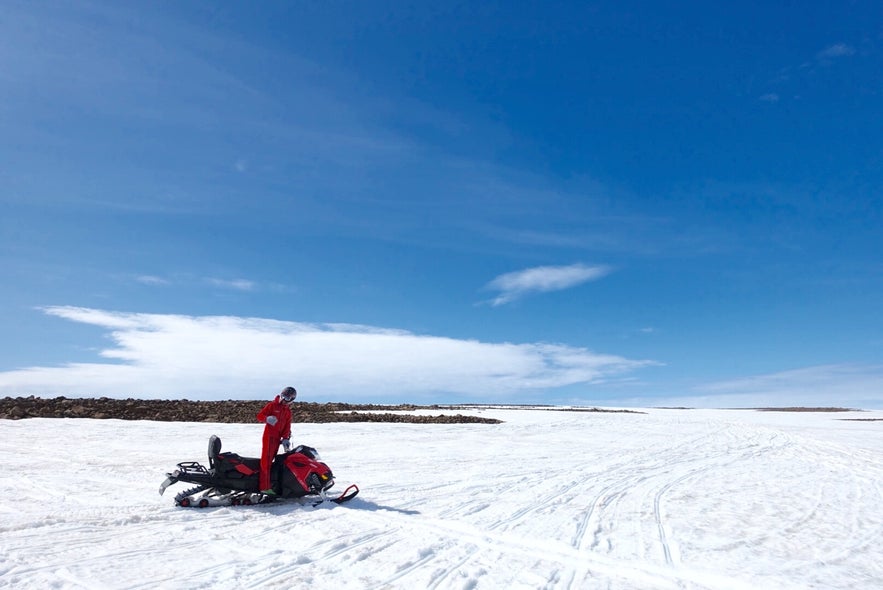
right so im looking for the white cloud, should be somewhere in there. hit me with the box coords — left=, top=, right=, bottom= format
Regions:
left=0, top=307, right=654, bottom=401
left=759, top=93, right=780, bottom=103
left=484, top=263, right=611, bottom=306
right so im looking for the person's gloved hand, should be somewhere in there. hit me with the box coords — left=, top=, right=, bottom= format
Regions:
left=282, top=439, right=291, bottom=452
left=265, top=415, right=278, bottom=426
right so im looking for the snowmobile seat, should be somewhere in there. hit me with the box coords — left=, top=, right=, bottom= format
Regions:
left=208, top=435, right=222, bottom=468
left=205, top=436, right=262, bottom=478
left=216, top=452, right=262, bottom=477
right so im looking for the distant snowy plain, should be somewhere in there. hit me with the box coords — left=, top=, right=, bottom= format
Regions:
left=1, top=407, right=881, bottom=589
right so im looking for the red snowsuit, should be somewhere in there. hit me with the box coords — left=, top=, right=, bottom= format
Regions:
left=256, top=396, right=292, bottom=491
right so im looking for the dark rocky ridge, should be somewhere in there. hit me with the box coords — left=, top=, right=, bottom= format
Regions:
left=0, top=396, right=503, bottom=424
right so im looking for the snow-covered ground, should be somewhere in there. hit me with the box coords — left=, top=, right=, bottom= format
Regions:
left=1, top=408, right=881, bottom=589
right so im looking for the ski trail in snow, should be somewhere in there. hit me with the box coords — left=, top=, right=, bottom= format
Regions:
left=574, top=429, right=721, bottom=553
left=559, top=419, right=844, bottom=589
left=349, top=509, right=757, bottom=590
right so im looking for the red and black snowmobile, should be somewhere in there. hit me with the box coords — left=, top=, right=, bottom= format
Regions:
left=159, top=435, right=358, bottom=508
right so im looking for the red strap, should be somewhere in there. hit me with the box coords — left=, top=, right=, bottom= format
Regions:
left=234, top=463, right=256, bottom=475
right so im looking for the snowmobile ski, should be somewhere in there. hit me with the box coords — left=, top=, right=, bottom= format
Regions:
left=309, top=483, right=360, bottom=507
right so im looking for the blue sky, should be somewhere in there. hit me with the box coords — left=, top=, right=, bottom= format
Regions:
left=2, top=1, right=882, bottom=407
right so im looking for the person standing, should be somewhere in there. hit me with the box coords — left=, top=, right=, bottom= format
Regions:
left=256, top=386, right=296, bottom=495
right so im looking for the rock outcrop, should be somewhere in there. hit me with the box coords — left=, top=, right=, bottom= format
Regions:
left=0, top=396, right=502, bottom=424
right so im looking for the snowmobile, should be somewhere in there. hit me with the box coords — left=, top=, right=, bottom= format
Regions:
left=159, top=435, right=359, bottom=508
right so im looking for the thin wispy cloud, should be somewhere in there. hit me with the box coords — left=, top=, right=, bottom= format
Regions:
left=696, top=364, right=883, bottom=407
left=138, top=275, right=271, bottom=293
left=764, top=42, right=858, bottom=101
left=816, top=43, right=855, bottom=61
left=484, top=264, right=611, bottom=306
left=1, top=1, right=635, bottom=257
left=206, top=278, right=256, bottom=291
left=619, top=364, right=883, bottom=409
left=0, top=307, right=654, bottom=401
left=136, top=275, right=170, bottom=286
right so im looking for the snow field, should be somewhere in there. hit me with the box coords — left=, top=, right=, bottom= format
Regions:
left=1, top=408, right=881, bottom=589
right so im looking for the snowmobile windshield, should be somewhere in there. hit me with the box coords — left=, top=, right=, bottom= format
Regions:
left=293, top=445, right=321, bottom=460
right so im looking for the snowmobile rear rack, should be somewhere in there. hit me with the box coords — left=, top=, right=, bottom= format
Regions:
left=175, top=462, right=210, bottom=476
